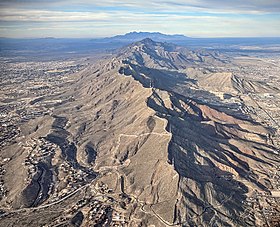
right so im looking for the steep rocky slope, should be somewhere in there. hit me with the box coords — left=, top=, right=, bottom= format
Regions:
left=0, top=39, right=279, bottom=226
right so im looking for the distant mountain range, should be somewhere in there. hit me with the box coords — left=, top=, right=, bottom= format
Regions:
left=1, top=32, right=280, bottom=60
left=94, top=31, right=189, bottom=43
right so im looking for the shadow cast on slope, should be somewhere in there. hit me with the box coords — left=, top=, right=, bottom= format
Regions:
left=147, top=90, right=278, bottom=226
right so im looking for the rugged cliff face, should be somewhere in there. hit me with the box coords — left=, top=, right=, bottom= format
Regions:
left=1, top=39, right=279, bottom=226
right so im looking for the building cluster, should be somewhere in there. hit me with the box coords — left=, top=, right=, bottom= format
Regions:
left=111, top=210, right=127, bottom=226
left=0, top=59, right=85, bottom=150
left=80, top=182, right=128, bottom=226
left=0, top=158, right=10, bottom=200
left=0, top=58, right=89, bottom=206
left=250, top=93, right=280, bottom=148
left=241, top=188, right=280, bottom=227
left=84, top=199, right=127, bottom=226
left=261, top=195, right=280, bottom=226
left=46, top=180, right=129, bottom=226
left=18, top=136, right=96, bottom=209
left=96, top=182, right=114, bottom=194
left=0, top=123, right=19, bottom=149
left=22, top=138, right=57, bottom=180
left=89, top=201, right=111, bottom=225
left=240, top=163, right=280, bottom=225
left=0, top=60, right=84, bottom=80
left=269, top=166, right=280, bottom=191
left=0, top=164, right=7, bottom=200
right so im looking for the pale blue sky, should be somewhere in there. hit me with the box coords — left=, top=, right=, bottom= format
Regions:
left=0, top=0, right=279, bottom=38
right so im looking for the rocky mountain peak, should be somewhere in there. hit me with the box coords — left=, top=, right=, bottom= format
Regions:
left=116, top=38, right=227, bottom=71
left=135, top=37, right=157, bottom=46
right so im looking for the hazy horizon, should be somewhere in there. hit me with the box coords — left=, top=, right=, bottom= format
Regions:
left=1, top=31, right=280, bottom=40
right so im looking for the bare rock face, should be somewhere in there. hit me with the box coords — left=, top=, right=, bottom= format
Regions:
left=1, top=39, right=279, bottom=227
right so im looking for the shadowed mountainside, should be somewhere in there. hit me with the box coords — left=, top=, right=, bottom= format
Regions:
left=68, top=39, right=279, bottom=226
left=1, top=38, right=279, bottom=226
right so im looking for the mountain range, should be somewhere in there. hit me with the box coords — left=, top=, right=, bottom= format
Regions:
left=95, top=32, right=189, bottom=43
left=1, top=32, right=280, bottom=60
left=0, top=38, right=279, bottom=226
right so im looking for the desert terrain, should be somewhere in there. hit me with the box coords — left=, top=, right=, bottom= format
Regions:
left=0, top=38, right=280, bottom=226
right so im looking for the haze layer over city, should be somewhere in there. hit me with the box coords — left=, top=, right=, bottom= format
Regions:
left=0, top=0, right=280, bottom=227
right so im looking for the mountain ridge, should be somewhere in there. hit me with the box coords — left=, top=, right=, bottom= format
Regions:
left=68, top=39, right=280, bottom=226
left=94, top=31, right=190, bottom=43
left=0, top=38, right=279, bottom=226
